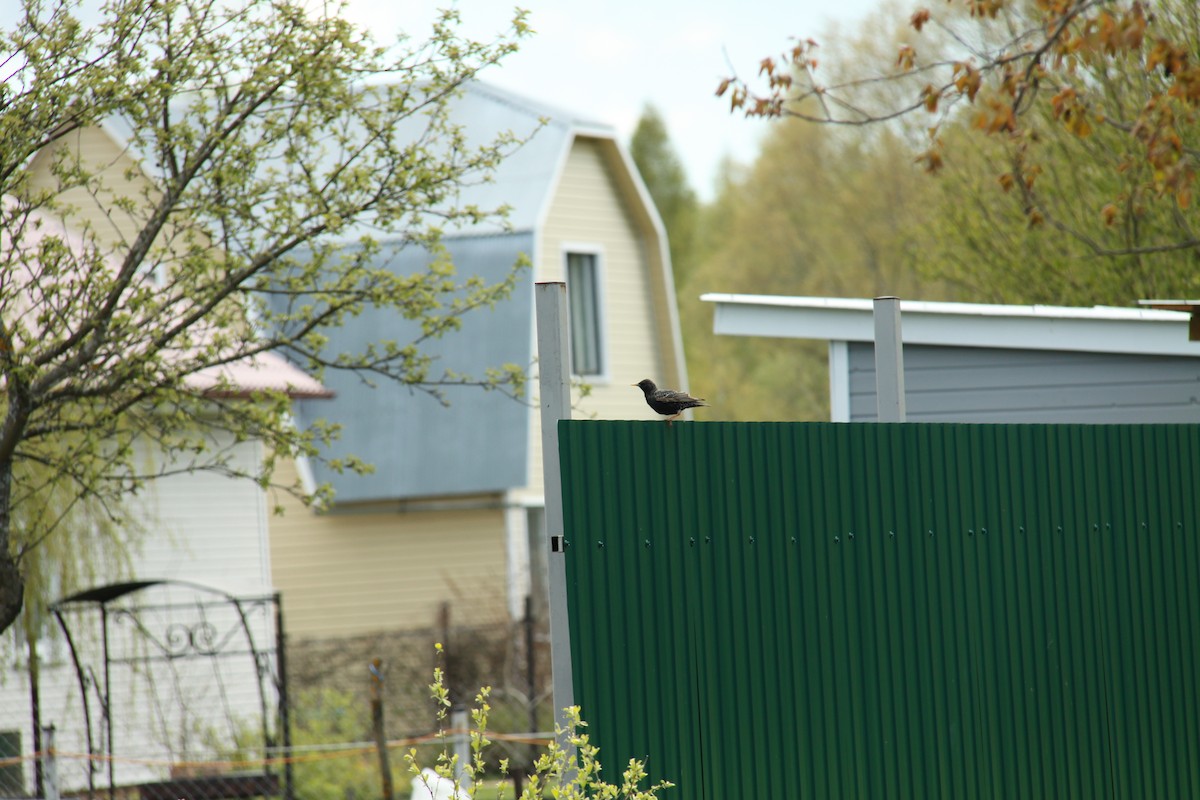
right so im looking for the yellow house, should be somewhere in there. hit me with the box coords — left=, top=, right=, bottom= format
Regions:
left=268, top=81, right=688, bottom=639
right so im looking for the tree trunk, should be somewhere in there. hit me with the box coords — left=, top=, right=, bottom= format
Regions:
left=0, top=544, right=23, bottom=635
left=0, top=458, right=25, bottom=635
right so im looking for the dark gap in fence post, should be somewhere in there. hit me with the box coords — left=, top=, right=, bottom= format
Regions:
left=369, top=658, right=394, bottom=800
left=275, top=593, right=294, bottom=800
left=511, top=593, right=538, bottom=796
left=30, top=634, right=43, bottom=799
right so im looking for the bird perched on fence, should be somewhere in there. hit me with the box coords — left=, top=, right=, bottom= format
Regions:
left=634, top=379, right=706, bottom=424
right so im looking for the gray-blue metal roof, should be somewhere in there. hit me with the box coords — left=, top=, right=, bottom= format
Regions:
left=102, top=80, right=611, bottom=239
left=434, top=81, right=613, bottom=234
left=291, top=232, right=534, bottom=502
left=283, top=83, right=612, bottom=501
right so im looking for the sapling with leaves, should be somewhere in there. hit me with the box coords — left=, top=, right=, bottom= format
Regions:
left=408, top=643, right=674, bottom=800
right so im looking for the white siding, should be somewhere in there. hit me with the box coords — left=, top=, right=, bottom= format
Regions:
left=0, top=430, right=277, bottom=791
left=131, top=435, right=272, bottom=593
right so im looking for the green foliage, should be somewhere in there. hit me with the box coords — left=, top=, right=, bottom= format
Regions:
left=917, top=49, right=1200, bottom=305
left=290, top=688, right=380, bottom=800
left=7, top=458, right=139, bottom=669
left=407, top=643, right=673, bottom=800
left=629, top=105, right=699, bottom=282
left=679, top=116, right=946, bottom=421
left=724, top=0, right=1200, bottom=304
left=0, top=0, right=532, bottom=634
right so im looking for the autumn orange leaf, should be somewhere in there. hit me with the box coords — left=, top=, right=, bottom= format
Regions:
left=730, top=87, right=746, bottom=111
left=922, top=84, right=939, bottom=113
left=724, top=0, right=1199, bottom=273
left=1024, top=164, right=1044, bottom=190
left=1050, top=87, right=1076, bottom=116
left=953, top=62, right=982, bottom=102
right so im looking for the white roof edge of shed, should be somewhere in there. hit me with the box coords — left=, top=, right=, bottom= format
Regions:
left=701, top=293, right=1200, bottom=358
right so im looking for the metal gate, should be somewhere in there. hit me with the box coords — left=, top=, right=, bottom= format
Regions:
left=47, top=580, right=291, bottom=800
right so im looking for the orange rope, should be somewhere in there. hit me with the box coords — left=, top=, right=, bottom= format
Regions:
left=8, top=731, right=552, bottom=770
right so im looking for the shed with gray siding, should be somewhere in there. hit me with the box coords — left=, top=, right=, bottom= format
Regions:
left=703, top=294, right=1200, bottom=423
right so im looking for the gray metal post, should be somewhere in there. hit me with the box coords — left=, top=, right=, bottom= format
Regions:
left=42, top=726, right=59, bottom=800
left=873, top=296, right=907, bottom=422
left=100, top=604, right=114, bottom=800
left=451, top=706, right=470, bottom=786
left=533, top=282, right=575, bottom=737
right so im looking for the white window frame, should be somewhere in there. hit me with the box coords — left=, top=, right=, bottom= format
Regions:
left=562, top=244, right=608, bottom=382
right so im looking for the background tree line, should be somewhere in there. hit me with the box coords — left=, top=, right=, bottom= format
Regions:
left=633, top=0, right=1200, bottom=422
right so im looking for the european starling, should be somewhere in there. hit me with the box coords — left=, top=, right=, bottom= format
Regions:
left=634, top=378, right=706, bottom=423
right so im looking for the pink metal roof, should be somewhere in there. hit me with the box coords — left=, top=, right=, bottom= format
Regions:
left=185, top=352, right=334, bottom=399
left=4, top=199, right=332, bottom=400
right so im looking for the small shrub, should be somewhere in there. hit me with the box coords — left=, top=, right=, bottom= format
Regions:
left=407, top=643, right=673, bottom=800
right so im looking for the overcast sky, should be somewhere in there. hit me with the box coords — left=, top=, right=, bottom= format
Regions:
left=351, top=0, right=887, bottom=200
left=1, top=0, right=887, bottom=199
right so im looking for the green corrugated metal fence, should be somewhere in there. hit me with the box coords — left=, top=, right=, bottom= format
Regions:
left=559, top=422, right=1200, bottom=799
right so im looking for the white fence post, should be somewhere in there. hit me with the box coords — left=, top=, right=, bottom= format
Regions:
left=42, top=726, right=59, bottom=800
left=451, top=706, right=470, bottom=787
left=873, top=296, right=907, bottom=422
left=533, top=282, right=576, bottom=741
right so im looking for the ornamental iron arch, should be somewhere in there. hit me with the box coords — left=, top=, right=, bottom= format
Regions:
left=49, top=579, right=292, bottom=800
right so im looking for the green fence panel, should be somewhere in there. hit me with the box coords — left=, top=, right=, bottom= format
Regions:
left=559, top=422, right=1200, bottom=800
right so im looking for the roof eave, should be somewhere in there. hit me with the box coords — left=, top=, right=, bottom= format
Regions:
left=703, top=293, right=1200, bottom=358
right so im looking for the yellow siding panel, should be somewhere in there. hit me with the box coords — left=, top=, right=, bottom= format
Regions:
left=268, top=461, right=509, bottom=639
left=26, top=127, right=157, bottom=249
left=528, top=137, right=677, bottom=495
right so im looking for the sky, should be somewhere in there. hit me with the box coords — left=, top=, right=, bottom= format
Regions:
left=0, top=0, right=887, bottom=200
left=350, top=1, right=888, bottom=200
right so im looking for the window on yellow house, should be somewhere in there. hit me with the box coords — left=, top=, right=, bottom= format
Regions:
left=565, top=250, right=604, bottom=377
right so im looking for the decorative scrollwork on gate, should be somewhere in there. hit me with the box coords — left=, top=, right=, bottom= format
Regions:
left=49, top=580, right=292, bottom=800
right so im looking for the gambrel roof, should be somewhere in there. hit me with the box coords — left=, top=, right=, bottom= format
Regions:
left=280, top=81, right=678, bottom=502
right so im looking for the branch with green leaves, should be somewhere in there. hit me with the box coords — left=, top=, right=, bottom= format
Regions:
left=0, top=0, right=536, bottom=635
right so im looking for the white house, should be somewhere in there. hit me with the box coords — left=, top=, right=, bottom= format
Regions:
left=0, top=271, right=328, bottom=795
left=0, top=359, right=327, bottom=793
